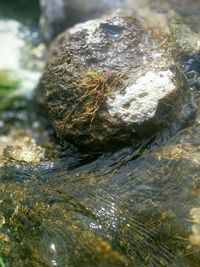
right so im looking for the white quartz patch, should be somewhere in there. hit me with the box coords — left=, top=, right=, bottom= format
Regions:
left=69, top=19, right=102, bottom=35
left=107, top=70, right=176, bottom=124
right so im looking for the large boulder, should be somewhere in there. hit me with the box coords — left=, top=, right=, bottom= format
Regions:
left=42, top=14, right=194, bottom=151
left=39, top=0, right=124, bottom=43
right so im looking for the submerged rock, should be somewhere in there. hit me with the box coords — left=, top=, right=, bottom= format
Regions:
left=39, top=0, right=124, bottom=43
left=42, top=14, right=194, bottom=151
left=1, top=123, right=200, bottom=266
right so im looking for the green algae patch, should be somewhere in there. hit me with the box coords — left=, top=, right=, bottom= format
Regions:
left=0, top=70, right=22, bottom=111
left=0, top=70, right=21, bottom=94
left=0, top=257, right=5, bottom=267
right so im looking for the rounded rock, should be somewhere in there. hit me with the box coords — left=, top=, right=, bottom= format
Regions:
left=42, top=14, right=193, bottom=150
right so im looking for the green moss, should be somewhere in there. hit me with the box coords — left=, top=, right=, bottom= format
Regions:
left=63, top=69, right=124, bottom=128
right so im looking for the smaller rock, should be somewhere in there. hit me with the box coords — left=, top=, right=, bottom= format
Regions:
left=0, top=131, right=45, bottom=164
left=170, top=22, right=200, bottom=56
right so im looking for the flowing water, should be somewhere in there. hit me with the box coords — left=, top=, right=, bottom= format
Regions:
left=0, top=1, right=200, bottom=267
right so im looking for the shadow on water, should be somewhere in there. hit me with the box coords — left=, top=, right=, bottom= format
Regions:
left=0, top=1, right=200, bottom=267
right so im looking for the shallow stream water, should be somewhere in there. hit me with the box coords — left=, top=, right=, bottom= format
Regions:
left=0, top=1, right=200, bottom=267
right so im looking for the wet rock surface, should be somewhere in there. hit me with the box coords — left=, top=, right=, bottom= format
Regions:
left=39, top=0, right=124, bottom=43
left=42, top=14, right=194, bottom=151
left=1, top=123, right=200, bottom=266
